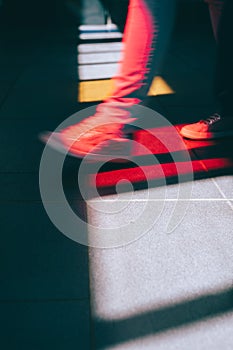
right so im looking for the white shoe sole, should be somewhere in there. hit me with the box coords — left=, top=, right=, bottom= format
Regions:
left=180, top=128, right=233, bottom=140
left=39, top=131, right=133, bottom=162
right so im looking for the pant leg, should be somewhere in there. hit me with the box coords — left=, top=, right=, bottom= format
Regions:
left=205, top=0, right=224, bottom=41
left=215, top=0, right=233, bottom=116
left=104, top=0, right=177, bottom=106
left=206, top=0, right=233, bottom=116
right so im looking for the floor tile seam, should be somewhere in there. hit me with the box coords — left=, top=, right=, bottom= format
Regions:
left=0, top=297, right=90, bottom=304
left=192, top=153, right=233, bottom=207
left=0, top=171, right=38, bottom=175
left=88, top=198, right=233, bottom=202
left=210, top=177, right=233, bottom=211
left=1, top=198, right=232, bottom=204
left=0, top=199, right=86, bottom=203
left=0, top=171, right=38, bottom=174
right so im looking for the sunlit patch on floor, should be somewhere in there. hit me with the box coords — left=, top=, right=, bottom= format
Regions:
left=78, top=76, right=175, bottom=102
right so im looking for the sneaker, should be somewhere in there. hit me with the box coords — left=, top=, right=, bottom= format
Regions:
left=39, top=105, right=136, bottom=161
left=180, top=114, right=233, bottom=140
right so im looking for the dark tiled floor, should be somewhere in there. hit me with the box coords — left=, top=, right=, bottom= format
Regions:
left=0, top=300, right=90, bottom=350
left=0, top=8, right=91, bottom=350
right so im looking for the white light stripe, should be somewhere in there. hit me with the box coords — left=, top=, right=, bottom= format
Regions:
left=77, top=42, right=123, bottom=53
left=78, top=63, right=118, bottom=80
left=80, top=33, right=122, bottom=40
left=79, top=24, right=119, bottom=31
left=78, top=51, right=121, bottom=64
left=78, top=42, right=123, bottom=54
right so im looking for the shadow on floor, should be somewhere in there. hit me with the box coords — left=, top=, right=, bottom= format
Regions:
left=0, top=7, right=92, bottom=350
left=94, top=285, right=233, bottom=349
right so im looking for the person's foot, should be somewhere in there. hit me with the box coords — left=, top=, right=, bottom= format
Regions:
left=180, top=114, right=233, bottom=140
left=39, top=113, right=134, bottom=161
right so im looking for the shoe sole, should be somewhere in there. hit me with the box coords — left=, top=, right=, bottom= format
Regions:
left=180, top=128, right=233, bottom=140
left=39, top=131, right=133, bottom=163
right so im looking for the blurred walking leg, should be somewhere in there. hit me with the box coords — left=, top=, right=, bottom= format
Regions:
left=212, top=0, right=233, bottom=117
left=180, top=0, right=233, bottom=140
left=41, top=0, right=177, bottom=158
